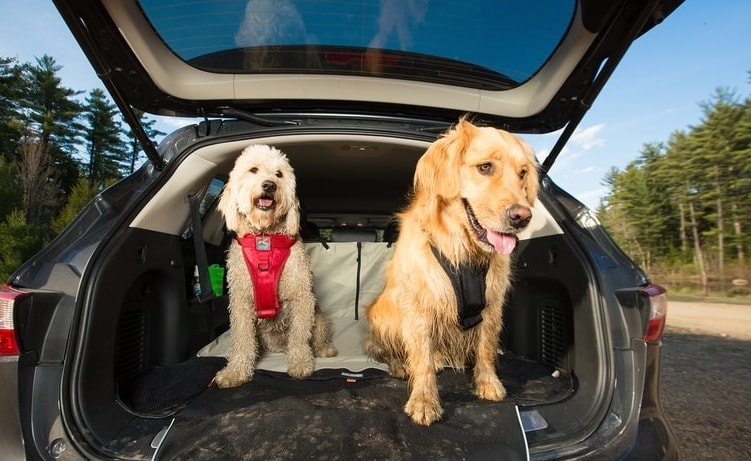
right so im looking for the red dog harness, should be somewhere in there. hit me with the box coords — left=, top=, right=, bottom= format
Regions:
left=237, top=234, right=297, bottom=319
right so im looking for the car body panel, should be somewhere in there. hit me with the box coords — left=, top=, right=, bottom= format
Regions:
left=0, top=357, right=24, bottom=460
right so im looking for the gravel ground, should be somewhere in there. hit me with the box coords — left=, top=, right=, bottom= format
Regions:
left=660, top=301, right=751, bottom=460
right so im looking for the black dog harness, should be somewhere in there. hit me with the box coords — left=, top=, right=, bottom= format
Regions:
left=430, top=246, right=489, bottom=330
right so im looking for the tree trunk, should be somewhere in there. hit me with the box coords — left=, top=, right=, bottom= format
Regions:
left=714, top=167, right=724, bottom=292
left=732, top=202, right=744, bottom=267
left=679, top=202, right=688, bottom=255
left=688, top=200, right=708, bottom=296
left=18, top=134, right=58, bottom=227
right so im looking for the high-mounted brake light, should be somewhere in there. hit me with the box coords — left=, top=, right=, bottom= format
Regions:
left=640, top=284, right=668, bottom=342
left=0, top=284, right=26, bottom=356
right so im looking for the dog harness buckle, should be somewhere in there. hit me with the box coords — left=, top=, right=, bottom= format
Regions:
left=237, top=234, right=297, bottom=318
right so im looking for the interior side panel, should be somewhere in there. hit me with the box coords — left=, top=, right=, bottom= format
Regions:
left=75, top=228, right=189, bottom=445
left=508, top=232, right=607, bottom=441
left=504, top=235, right=582, bottom=371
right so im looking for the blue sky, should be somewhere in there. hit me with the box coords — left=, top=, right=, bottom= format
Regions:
left=1, top=1, right=750, bottom=210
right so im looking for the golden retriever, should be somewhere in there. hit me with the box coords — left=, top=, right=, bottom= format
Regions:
left=213, top=144, right=336, bottom=388
left=364, top=118, right=539, bottom=425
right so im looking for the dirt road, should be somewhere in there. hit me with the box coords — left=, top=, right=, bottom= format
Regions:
left=666, top=300, right=751, bottom=340
left=660, top=299, right=751, bottom=460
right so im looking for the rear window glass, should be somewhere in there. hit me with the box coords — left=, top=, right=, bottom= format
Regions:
left=138, top=0, right=575, bottom=90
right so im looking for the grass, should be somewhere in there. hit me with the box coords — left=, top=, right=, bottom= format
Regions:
left=667, top=293, right=751, bottom=305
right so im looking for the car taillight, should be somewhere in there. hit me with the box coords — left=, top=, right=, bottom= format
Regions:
left=641, top=284, right=668, bottom=342
left=0, top=284, right=26, bottom=356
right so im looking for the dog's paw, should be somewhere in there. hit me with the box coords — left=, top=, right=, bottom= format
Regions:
left=287, top=356, right=314, bottom=378
left=213, top=366, right=251, bottom=388
left=315, top=344, right=338, bottom=358
left=388, top=361, right=408, bottom=380
left=405, top=397, right=444, bottom=426
left=474, top=375, right=507, bottom=401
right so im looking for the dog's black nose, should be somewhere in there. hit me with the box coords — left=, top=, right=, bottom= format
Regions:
left=261, top=180, right=277, bottom=193
left=507, top=205, right=532, bottom=229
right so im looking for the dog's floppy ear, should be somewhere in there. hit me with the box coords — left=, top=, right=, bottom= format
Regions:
left=217, top=184, right=239, bottom=232
left=414, top=119, right=474, bottom=199
left=283, top=198, right=302, bottom=237
left=519, top=139, right=540, bottom=204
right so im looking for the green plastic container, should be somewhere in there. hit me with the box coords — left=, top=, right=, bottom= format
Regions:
left=208, top=264, right=225, bottom=296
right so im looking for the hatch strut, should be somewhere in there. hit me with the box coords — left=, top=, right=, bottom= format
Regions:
left=541, top=1, right=666, bottom=175
left=55, top=3, right=165, bottom=171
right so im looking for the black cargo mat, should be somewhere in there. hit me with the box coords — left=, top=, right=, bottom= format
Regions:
left=122, top=357, right=227, bottom=414
left=150, top=352, right=573, bottom=460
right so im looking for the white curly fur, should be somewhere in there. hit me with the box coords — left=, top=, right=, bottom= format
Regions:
left=213, top=144, right=336, bottom=388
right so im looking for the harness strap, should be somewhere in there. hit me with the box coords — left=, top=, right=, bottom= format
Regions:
left=188, top=193, right=214, bottom=302
left=237, top=234, right=297, bottom=318
left=430, top=246, right=489, bottom=330
left=354, top=242, right=362, bottom=320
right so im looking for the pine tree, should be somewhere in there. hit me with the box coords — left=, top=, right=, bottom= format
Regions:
left=21, top=54, right=83, bottom=161
left=82, top=88, right=128, bottom=187
left=19, top=55, right=84, bottom=225
left=0, top=209, right=41, bottom=281
left=0, top=157, right=21, bottom=221
left=690, top=88, right=746, bottom=289
left=731, top=96, right=751, bottom=267
left=599, top=143, right=672, bottom=270
left=664, top=129, right=710, bottom=294
left=0, top=56, right=24, bottom=161
left=50, top=177, right=100, bottom=235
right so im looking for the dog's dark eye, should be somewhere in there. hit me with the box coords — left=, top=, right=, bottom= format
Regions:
left=519, top=168, right=528, bottom=180
left=477, top=163, right=494, bottom=175
left=249, top=167, right=258, bottom=174
left=275, top=171, right=283, bottom=178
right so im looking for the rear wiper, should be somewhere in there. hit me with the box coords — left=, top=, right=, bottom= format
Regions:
left=218, top=107, right=300, bottom=127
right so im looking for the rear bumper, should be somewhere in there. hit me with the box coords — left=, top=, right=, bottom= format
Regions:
left=0, top=357, right=25, bottom=460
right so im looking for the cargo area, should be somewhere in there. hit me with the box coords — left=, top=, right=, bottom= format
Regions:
left=66, top=135, right=609, bottom=459
left=74, top=231, right=597, bottom=459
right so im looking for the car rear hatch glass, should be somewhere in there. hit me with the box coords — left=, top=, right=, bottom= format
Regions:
left=139, top=0, right=575, bottom=90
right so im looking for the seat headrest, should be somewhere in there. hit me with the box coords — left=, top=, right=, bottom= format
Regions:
left=329, top=228, right=378, bottom=242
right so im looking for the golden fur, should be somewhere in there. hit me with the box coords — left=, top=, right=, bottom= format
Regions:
left=365, top=118, right=539, bottom=425
left=214, top=144, right=336, bottom=388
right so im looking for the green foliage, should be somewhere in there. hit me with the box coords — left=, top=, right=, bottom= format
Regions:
left=0, top=56, right=25, bottom=161
left=21, top=55, right=84, bottom=155
left=600, top=85, right=751, bottom=294
left=0, top=210, right=42, bottom=281
left=50, top=178, right=100, bottom=235
left=0, top=53, right=163, bottom=270
left=0, top=157, right=21, bottom=220
left=15, top=55, right=84, bottom=227
left=83, top=88, right=128, bottom=187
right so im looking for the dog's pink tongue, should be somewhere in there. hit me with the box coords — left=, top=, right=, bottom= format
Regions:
left=258, top=198, right=274, bottom=207
left=487, top=231, right=516, bottom=255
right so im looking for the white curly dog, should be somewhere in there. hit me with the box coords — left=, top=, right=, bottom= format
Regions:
left=213, top=144, right=336, bottom=388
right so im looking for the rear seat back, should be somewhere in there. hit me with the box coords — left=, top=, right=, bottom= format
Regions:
left=305, top=241, right=393, bottom=320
